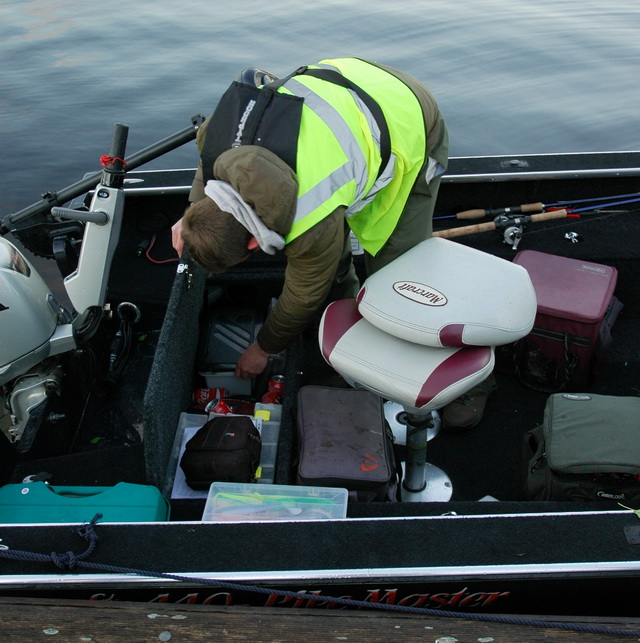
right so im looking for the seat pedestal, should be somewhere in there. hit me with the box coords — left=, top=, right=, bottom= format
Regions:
left=401, top=410, right=452, bottom=502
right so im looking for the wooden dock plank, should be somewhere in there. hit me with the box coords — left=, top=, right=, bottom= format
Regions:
left=0, top=597, right=639, bottom=641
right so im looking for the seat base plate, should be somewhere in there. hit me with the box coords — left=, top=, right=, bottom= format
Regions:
left=401, top=462, right=453, bottom=502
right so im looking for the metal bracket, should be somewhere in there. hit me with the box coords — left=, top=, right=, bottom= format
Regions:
left=624, top=525, right=640, bottom=545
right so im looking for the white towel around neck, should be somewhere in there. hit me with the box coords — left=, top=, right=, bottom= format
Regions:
left=203, top=180, right=285, bottom=255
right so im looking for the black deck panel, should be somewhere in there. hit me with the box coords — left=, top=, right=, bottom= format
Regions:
left=0, top=506, right=636, bottom=576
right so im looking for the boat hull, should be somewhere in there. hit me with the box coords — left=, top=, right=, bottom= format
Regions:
left=2, top=151, right=640, bottom=617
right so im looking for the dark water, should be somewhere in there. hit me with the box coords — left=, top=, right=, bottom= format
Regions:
left=1, top=0, right=639, bottom=289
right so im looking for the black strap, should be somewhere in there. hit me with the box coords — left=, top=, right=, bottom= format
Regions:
left=293, top=66, right=391, bottom=178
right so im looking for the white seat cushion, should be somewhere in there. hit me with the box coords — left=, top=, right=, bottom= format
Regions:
left=357, top=237, right=537, bottom=348
left=319, top=299, right=495, bottom=413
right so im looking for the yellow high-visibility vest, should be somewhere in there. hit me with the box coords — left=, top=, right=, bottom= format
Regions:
left=280, top=58, right=426, bottom=255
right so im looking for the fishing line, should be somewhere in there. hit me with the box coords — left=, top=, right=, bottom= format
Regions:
left=546, top=191, right=640, bottom=207
left=568, top=196, right=640, bottom=214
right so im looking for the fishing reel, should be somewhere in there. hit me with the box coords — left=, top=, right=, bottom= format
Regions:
left=494, top=214, right=525, bottom=249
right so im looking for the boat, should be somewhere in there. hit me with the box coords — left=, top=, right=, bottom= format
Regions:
left=2, top=119, right=640, bottom=622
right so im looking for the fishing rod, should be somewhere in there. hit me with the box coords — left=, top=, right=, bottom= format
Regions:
left=433, top=209, right=570, bottom=240
left=564, top=196, right=640, bottom=214
left=434, top=193, right=640, bottom=245
left=435, top=192, right=640, bottom=220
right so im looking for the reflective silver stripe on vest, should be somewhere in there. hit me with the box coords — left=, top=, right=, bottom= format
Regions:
left=345, top=154, right=396, bottom=216
left=282, top=71, right=393, bottom=223
left=314, top=63, right=396, bottom=216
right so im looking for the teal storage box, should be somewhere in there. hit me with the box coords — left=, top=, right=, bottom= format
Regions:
left=0, top=482, right=170, bottom=524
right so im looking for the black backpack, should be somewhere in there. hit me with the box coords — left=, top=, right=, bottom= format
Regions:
left=180, top=416, right=262, bottom=490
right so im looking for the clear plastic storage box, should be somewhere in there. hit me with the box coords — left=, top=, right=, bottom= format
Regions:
left=253, top=403, right=281, bottom=484
left=202, top=482, right=348, bottom=521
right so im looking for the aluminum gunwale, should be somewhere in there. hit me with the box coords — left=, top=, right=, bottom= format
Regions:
left=116, top=151, right=640, bottom=194
left=118, top=164, right=640, bottom=193
left=1, top=559, right=640, bottom=587
left=443, top=167, right=640, bottom=184
left=0, top=507, right=631, bottom=528
left=0, top=509, right=635, bottom=588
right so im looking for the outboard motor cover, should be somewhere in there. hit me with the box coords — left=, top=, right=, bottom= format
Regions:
left=0, top=238, right=59, bottom=383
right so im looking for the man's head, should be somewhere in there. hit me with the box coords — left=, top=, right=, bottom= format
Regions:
left=181, top=197, right=252, bottom=274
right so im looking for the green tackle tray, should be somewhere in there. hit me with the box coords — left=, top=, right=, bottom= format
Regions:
left=0, top=482, right=170, bottom=524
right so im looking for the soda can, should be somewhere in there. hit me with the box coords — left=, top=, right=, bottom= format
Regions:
left=210, top=399, right=233, bottom=414
left=262, top=390, right=282, bottom=405
left=192, top=387, right=226, bottom=410
left=268, top=375, right=285, bottom=394
left=211, top=398, right=256, bottom=415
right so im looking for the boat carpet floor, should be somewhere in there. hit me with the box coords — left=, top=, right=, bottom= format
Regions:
left=10, top=444, right=147, bottom=487
left=8, top=312, right=640, bottom=520
left=8, top=330, right=156, bottom=488
left=166, top=312, right=640, bottom=521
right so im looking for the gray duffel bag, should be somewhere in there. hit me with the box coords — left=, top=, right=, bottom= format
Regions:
left=524, top=393, right=640, bottom=503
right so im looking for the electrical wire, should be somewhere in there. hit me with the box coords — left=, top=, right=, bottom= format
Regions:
left=145, top=233, right=179, bottom=264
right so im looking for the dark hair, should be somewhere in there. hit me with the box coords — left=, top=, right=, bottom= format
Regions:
left=181, top=198, right=251, bottom=274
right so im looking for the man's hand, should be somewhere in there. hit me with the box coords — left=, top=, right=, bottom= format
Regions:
left=236, top=342, right=270, bottom=379
left=171, top=217, right=185, bottom=257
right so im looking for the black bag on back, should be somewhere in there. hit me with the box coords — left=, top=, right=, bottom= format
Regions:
left=523, top=393, right=640, bottom=502
left=296, top=386, right=401, bottom=502
left=200, top=80, right=303, bottom=181
left=180, top=416, right=261, bottom=490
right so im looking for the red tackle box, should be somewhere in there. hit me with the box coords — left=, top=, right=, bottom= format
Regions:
left=510, top=250, right=622, bottom=391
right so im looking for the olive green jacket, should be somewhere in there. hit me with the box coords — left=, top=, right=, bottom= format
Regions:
left=188, top=63, right=448, bottom=355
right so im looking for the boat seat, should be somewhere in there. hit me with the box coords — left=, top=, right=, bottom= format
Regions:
left=319, top=237, right=537, bottom=501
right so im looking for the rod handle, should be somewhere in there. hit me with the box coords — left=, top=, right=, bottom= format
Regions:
left=455, top=202, right=544, bottom=219
left=528, top=209, right=568, bottom=222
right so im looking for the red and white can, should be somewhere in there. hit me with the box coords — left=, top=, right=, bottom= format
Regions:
left=192, top=387, right=226, bottom=410
left=210, top=399, right=233, bottom=414
left=268, top=375, right=285, bottom=394
left=262, top=375, right=285, bottom=404
left=261, top=390, right=282, bottom=404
